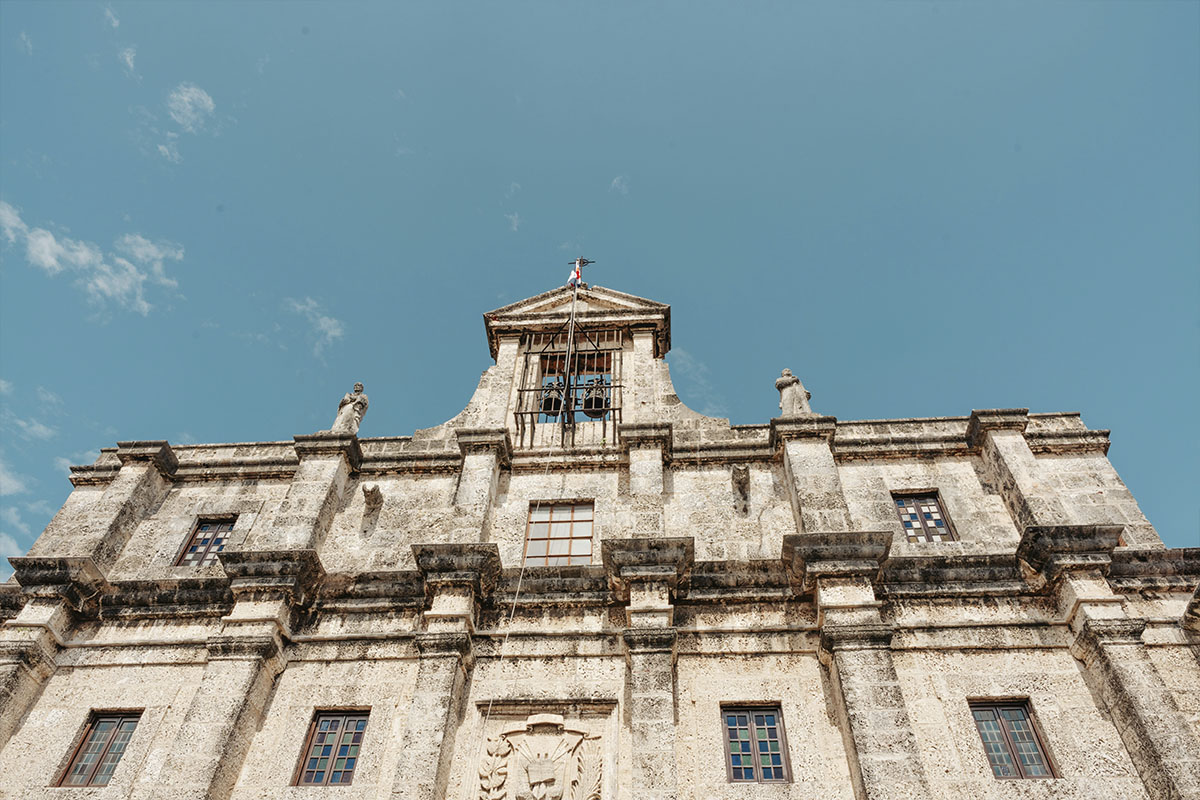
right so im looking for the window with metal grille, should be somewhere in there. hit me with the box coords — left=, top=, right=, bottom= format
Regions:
left=970, top=701, right=1055, bottom=779
left=523, top=502, right=593, bottom=566
left=893, top=493, right=956, bottom=542
left=175, top=517, right=235, bottom=567
left=722, top=706, right=791, bottom=783
left=294, top=711, right=369, bottom=786
left=57, top=712, right=141, bottom=787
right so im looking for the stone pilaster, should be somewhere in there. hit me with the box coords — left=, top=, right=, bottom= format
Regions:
left=1, top=558, right=110, bottom=749
left=1021, top=526, right=1200, bottom=800
left=451, top=428, right=511, bottom=541
left=771, top=416, right=852, bottom=533
left=391, top=543, right=500, bottom=800
left=969, top=409, right=1071, bottom=530
left=247, top=433, right=360, bottom=550
left=621, top=423, right=671, bottom=538
left=785, top=532, right=932, bottom=800
left=148, top=549, right=322, bottom=800
left=604, top=537, right=693, bottom=800
left=32, top=441, right=176, bottom=569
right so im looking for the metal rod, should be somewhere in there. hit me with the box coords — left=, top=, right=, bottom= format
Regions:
left=560, top=281, right=579, bottom=448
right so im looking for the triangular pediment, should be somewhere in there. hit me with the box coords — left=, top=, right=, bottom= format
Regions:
left=484, top=284, right=671, bottom=359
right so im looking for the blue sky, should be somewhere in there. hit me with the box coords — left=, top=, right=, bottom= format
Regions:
left=1, top=2, right=1196, bottom=577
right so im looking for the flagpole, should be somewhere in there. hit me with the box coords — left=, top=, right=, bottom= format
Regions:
left=561, top=279, right=579, bottom=448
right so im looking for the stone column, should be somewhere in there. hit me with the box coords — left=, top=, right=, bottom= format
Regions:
left=147, top=549, right=323, bottom=800
left=604, top=537, right=693, bottom=800
left=1, top=558, right=109, bottom=749
left=391, top=543, right=500, bottom=800
left=30, top=441, right=176, bottom=569
left=246, top=434, right=360, bottom=551
left=1021, top=526, right=1200, bottom=800
left=969, top=409, right=1072, bottom=530
left=771, top=416, right=852, bottom=533
left=621, top=423, right=671, bottom=539
left=785, top=532, right=932, bottom=800
left=451, top=429, right=511, bottom=541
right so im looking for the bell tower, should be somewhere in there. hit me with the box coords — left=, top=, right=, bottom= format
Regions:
left=483, top=284, right=671, bottom=450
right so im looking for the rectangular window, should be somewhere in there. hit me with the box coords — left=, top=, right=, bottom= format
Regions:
left=722, top=706, right=790, bottom=783
left=893, top=493, right=955, bottom=542
left=175, top=517, right=236, bottom=567
left=523, top=502, right=593, bottom=566
left=970, top=701, right=1055, bottom=779
left=57, top=712, right=141, bottom=787
left=294, top=711, right=369, bottom=786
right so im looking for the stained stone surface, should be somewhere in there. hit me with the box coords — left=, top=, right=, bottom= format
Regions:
left=0, top=285, right=1196, bottom=800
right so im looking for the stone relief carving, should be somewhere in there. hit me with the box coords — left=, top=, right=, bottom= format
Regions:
left=478, top=714, right=602, bottom=800
left=329, top=382, right=369, bottom=435
left=776, top=369, right=813, bottom=416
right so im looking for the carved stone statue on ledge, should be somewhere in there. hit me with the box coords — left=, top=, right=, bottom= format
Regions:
left=776, top=369, right=813, bottom=417
left=329, top=382, right=369, bottom=435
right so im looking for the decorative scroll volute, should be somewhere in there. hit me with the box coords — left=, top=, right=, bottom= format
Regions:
left=478, top=714, right=602, bottom=800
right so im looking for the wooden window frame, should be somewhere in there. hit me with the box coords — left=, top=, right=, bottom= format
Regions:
left=522, top=502, right=595, bottom=567
left=968, top=699, right=1057, bottom=780
left=892, top=491, right=956, bottom=543
left=291, top=709, right=370, bottom=787
left=174, top=516, right=237, bottom=567
left=720, top=704, right=792, bottom=784
left=55, top=711, right=142, bottom=787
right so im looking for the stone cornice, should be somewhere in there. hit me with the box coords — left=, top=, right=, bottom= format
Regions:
left=619, top=423, right=673, bottom=458
left=415, top=630, right=472, bottom=657
left=1107, top=547, right=1200, bottom=592
left=8, top=556, right=112, bottom=616
left=820, top=622, right=895, bottom=653
left=98, top=577, right=234, bottom=620
left=601, top=538, right=694, bottom=601
left=115, top=440, right=178, bottom=478
left=622, top=627, right=677, bottom=654
left=293, top=432, right=362, bottom=471
left=455, top=428, right=513, bottom=468
left=412, top=543, right=502, bottom=599
left=1017, top=525, right=1123, bottom=582
left=769, top=416, right=837, bottom=451
left=218, top=549, right=326, bottom=607
left=206, top=632, right=283, bottom=663
left=966, top=408, right=1029, bottom=448
left=879, top=553, right=1024, bottom=598
left=782, top=532, right=892, bottom=594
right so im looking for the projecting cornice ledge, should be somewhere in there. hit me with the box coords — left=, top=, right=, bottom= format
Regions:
left=294, top=433, right=363, bottom=471
left=218, top=549, right=326, bottom=608
left=1016, top=525, right=1123, bottom=583
left=115, top=440, right=179, bottom=478
left=966, top=409, right=1029, bottom=449
left=413, top=543, right=503, bottom=600
left=455, top=428, right=513, bottom=468
left=782, top=531, right=892, bottom=594
left=601, top=537, right=694, bottom=602
left=8, top=556, right=112, bottom=616
left=769, top=416, right=837, bottom=451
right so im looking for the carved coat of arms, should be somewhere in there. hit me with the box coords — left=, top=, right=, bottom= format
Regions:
left=478, top=714, right=602, bottom=800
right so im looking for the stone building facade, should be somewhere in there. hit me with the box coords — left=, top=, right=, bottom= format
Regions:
left=1, top=285, right=1198, bottom=800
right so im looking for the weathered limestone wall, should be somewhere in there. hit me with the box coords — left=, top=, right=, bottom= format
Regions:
left=674, top=650, right=855, bottom=800
left=0, top=661, right=205, bottom=800
left=1035, top=453, right=1160, bottom=547
left=894, top=647, right=1152, bottom=800
left=229, top=654, right=419, bottom=799
left=664, top=464, right=795, bottom=561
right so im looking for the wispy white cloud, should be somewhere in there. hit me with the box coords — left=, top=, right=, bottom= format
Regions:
left=0, top=507, right=30, bottom=538
left=167, top=83, right=216, bottom=133
left=558, top=241, right=582, bottom=253
left=105, top=6, right=120, bottom=28
left=5, top=414, right=57, bottom=441
left=257, top=55, right=271, bottom=75
left=0, top=457, right=29, bottom=496
left=0, top=531, right=24, bottom=580
left=505, top=182, right=521, bottom=199
left=156, top=132, right=182, bottom=164
left=0, top=201, right=183, bottom=314
left=505, top=212, right=521, bottom=232
left=285, top=297, right=345, bottom=357
left=24, top=499, right=54, bottom=517
left=669, top=347, right=728, bottom=417
left=0, top=380, right=11, bottom=396
left=54, top=449, right=98, bottom=476
left=119, top=46, right=138, bottom=79
left=610, top=175, right=630, bottom=195
left=18, top=31, right=33, bottom=56
left=394, top=88, right=406, bottom=100
left=34, top=387, right=63, bottom=411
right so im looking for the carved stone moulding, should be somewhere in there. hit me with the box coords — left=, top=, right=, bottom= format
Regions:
left=1017, top=524, right=1124, bottom=583
left=781, top=531, right=892, bottom=594
left=8, top=556, right=112, bottom=615
left=217, top=548, right=326, bottom=606
left=600, top=537, right=693, bottom=602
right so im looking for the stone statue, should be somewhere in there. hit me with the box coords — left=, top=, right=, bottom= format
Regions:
left=329, top=382, right=369, bottom=435
left=776, top=369, right=813, bottom=416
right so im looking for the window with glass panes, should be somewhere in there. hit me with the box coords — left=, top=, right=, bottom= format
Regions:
left=523, top=502, right=593, bottom=566
left=57, top=712, right=141, bottom=787
left=294, top=711, right=369, bottom=786
left=969, top=701, right=1055, bottom=779
left=722, top=706, right=790, bottom=783
left=175, top=517, right=235, bottom=567
left=893, top=493, right=955, bottom=542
